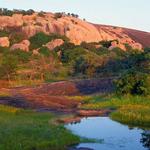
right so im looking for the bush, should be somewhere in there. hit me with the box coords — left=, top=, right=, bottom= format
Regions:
left=61, top=47, right=87, bottom=64
left=38, top=11, right=45, bottom=17
left=0, top=29, right=10, bottom=37
left=80, top=42, right=97, bottom=51
left=115, top=70, right=150, bottom=95
left=0, top=47, right=9, bottom=54
left=29, top=32, right=52, bottom=50
left=0, top=54, right=18, bottom=80
left=99, top=40, right=118, bottom=48
left=11, top=49, right=31, bottom=63
left=73, top=52, right=103, bottom=77
left=0, top=8, right=35, bottom=16
left=54, top=13, right=63, bottom=19
left=29, top=32, right=69, bottom=50
left=9, top=32, right=25, bottom=45
left=99, top=40, right=112, bottom=48
left=39, top=47, right=51, bottom=57
left=54, top=42, right=76, bottom=52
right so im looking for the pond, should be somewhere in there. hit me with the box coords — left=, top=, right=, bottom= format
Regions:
left=66, top=117, right=150, bottom=150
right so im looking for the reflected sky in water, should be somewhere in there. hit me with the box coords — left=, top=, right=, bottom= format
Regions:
left=66, top=117, right=150, bottom=150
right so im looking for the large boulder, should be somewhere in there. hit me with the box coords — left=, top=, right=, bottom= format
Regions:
left=10, top=40, right=30, bottom=51
left=0, top=37, right=10, bottom=47
left=45, top=39, right=64, bottom=50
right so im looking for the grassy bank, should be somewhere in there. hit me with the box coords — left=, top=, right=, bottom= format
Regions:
left=110, top=105, right=150, bottom=127
left=0, top=105, right=80, bottom=150
left=80, top=95, right=150, bottom=127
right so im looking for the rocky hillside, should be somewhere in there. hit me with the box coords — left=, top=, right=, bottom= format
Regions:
left=0, top=11, right=149, bottom=51
left=94, top=24, right=150, bottom=48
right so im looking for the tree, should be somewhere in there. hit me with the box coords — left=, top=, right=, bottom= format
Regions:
left=115, top=70, right=150, bottom=95
left=0, top=54, right=18, bottom=81
left=39, top=47, right=51, bottom=57
left=29, top=32, right=51, bottom=50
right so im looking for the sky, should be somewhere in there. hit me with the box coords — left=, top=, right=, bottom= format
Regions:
left=1, top=0, right=150, bottom=32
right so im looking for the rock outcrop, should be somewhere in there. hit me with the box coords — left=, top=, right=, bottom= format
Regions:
left=11, top=40, right=30, bottom=51
left=0, top=12, right=149, bottom=50
left=0, top=37, right=10, bottom=47
left=45, top=39, right=64, bottom=50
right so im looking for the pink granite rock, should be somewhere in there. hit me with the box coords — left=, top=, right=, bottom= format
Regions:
left=0, top=13, right=145, bottom=50
left=11, top=40, right=30, bottom=51
left=45, top=39, right=64, bottom=50
left=0, top=37, right=10, bottom=47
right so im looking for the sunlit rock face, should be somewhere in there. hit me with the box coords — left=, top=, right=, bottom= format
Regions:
left=0, top=12, right=146, bottom=50
left=10, top=40, right=30, bottom=51
left=45, top=39, right=64, bottom=50
left=0, top=37, right=10, bottom=47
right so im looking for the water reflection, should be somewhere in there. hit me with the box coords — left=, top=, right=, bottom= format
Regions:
left=141, top=131, right=150, bottom=150
left=66, top=117, right=150, bottom=150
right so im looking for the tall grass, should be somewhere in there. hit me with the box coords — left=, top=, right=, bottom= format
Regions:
left=80, top=95, right=150, bottom=110
left=80, top=95, right=150, bottom=127
left=0, top=105, right=80, bottom=150
left=110, top=105, right=150, bottom=127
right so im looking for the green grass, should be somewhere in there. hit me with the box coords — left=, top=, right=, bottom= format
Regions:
left=110, top=105, right=150, bottom=127
left=80, top=95, right=150, bottom=127
left=0, top=105, right=80, bottom=150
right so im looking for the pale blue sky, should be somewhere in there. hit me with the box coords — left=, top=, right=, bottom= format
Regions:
left=1, top=0, right=150, bottom=32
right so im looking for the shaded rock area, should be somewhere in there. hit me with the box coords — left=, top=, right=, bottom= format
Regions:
left=0, top=96, right=30, bottom=109
left=0, top=78, right=115, bottom=111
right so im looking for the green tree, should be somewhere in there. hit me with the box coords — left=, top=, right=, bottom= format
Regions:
left=39, top=47, right=51, bottom=57
left=115, top=70, right=150, bottom=95
left=29, top=32, right=51, bottom=50
left=0, top=54, right=18, bottom=81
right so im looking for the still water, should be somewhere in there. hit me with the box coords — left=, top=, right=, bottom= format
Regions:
left=66, top=117, right=150, bottom=150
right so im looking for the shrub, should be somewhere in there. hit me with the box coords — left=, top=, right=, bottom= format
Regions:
left=29, top=32, right=52, bottom=50
left=115, top=70, right=150, bottom=95
left=29, top=32, right=69, bottom=50
left=39, top=47, right=51, bottom=57
left=38, top=11, right=45, bottom=17
left=0, top=54, right=18, bottom=80
left=54, top=42, right=76, bottom=52
left=0, top=47, right=9, bottom=54
left=54, top=13, right=63, bottom=19
left=73, top=52, right=103, bottom=77
left=99, top=40, right=112, bottom=48
left=0, top=8, right=35, bottom=16
left=61, top=47, right=87, bottom=64
left=99, top=40, right=118, bottom=48
left=80, top=42, right=97, bottom=51
left=0, top=29, right=10, bottom=37
left=9, top=32, right=25, bottom=45
left=11, top=49, right=31, bottom=63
